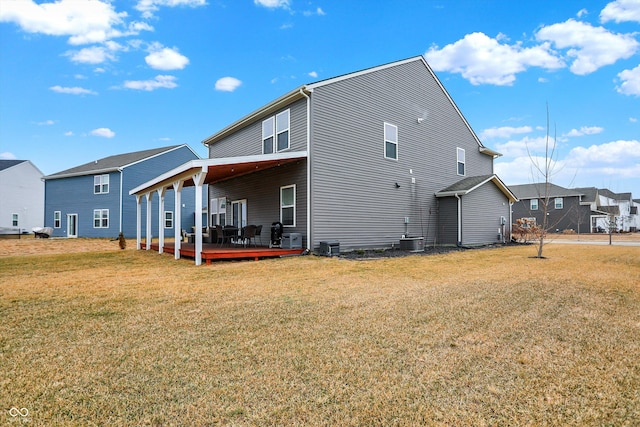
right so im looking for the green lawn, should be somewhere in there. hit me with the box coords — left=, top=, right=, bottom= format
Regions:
left=1, top=243, right=639, bottom=426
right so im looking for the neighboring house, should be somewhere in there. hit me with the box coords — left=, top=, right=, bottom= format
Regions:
left=511, top=183, right=638, bottom=234
left=131, top=56, right=517, bottom=263
left=597, top=189, right=634, bottom=232
left=631, top=199, right=640, bottom=232
left=510, top=183, right=587, bottom=233
left=0, top=160, right=44, bottom=233
left=44, top=145, right=201, bottom=238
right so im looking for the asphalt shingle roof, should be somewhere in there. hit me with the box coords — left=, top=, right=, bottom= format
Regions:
left=509, top=183, right=583, bottom=200
left=0, top=159, right=26, bottom=172
left=44, top=145, right=182, bottom=179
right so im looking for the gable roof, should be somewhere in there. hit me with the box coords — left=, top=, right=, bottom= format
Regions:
left=44, top=145, right=194, bottom=180
left=435, top=174, right=517, bottom=203
left=572, top=186, right=598, bottom=203
left=598, top=188, right=632, bottom=201
left=0, top=159, right=26, bottom=172
left=202, top=56, right=500, bottom=157
left=509, top=183, right=583, bottom=200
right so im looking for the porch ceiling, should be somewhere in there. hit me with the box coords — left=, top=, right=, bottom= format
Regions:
left=130, top=151, right=307, bottom=196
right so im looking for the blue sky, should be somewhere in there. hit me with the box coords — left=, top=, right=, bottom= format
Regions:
left=1, top=0, right=639, bottom=195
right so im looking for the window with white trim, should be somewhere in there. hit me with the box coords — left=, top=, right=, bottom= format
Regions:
left=54, top=211, right=61, bottom=228
left=12, top=213, right=18, bottom=227
left=384, top=122, right=398, bottom=160
left=530, top=199, right=538, bottom=210
left=280, top=185, right=296, bottom=227
left=262, top=109, right=290, bottom=154
left=555, top=197, right=564, bottom=209
left=94, top=174, right=109, bottom=194
left=164, top=211, right=173, bottom=228
left=457, top=147, right=466, bottom=176
left=93, top=209, right=109, bottom=228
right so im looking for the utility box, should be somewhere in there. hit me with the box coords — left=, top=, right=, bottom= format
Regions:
left=399, top=237, right=424, bottom=251
left=319, top=241, right=340, bottom=256
left=282, top=232, right=302, bottom=249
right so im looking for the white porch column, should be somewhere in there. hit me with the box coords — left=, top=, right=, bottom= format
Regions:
left=136, top=195, right=142, bottom=250
left=193, top=170, right=207, bottom=266
left=145, top=192, right=153, bottom=250
left=157, top=187, right=167, bottom=254
left=173, top=180, right=184, bottom=260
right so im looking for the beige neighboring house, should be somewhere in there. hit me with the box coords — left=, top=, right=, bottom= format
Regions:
left=0, top=160, right=44, bottom=234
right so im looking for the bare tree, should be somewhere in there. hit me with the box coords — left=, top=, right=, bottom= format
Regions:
left=526, top=105, right=558, bottom=258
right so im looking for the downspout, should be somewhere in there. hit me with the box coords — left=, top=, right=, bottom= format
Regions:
left=118, top=168, right=123, bottom=234
left=299, top=87, right=312, bottom=251
left=509, top=201, right=513, bottom=242
left=455, top=193, right=462, bottom=246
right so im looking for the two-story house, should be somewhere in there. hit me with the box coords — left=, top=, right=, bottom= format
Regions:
left=44, top=145, right=201, bottom=238
left=0, top=160, right=44, bottom=234
left=131, top=56, right=517, bottom=264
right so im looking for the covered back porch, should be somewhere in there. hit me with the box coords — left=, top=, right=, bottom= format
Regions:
left=129, top=151, right=307, bottom=265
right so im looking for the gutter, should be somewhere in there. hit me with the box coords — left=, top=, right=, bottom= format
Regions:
left=119, top=168, right=123, bottom=234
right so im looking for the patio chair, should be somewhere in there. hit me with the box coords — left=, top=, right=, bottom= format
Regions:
left=255, top=224, right=263, bottom=246
left=243, top=225, right=257, bottom=247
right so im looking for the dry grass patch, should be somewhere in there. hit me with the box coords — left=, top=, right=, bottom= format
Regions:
left=1, top=240, right=639, bottom=425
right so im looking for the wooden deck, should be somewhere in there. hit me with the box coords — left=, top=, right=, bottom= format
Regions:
left=149, top=242, right=306, bottom=265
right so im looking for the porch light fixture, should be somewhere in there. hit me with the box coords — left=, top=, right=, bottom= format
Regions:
left=395, top=182, right=401, bottom=188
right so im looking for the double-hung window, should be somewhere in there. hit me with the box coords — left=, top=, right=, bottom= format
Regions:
left=262, top=109, right=290, bottom=154
left=384, top=122, right=398, bottom=160
left=555, top=198, right=564, bottom=209
left=54, top=211, right=61, bottom=228
left=457, top=148, right=466, bottom=176
left=164, top=211, right=173, bottom=228
left=12, top=213, right=18, bottom=227
left=93, top=209, right=109, bottom=228
left=280, top=185, right=296, bottom=227
left=94, top=174, right=109, bottom=194
left=530, top=199, right=539, bottom=210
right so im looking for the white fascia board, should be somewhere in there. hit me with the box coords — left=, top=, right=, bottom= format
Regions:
left=120, top=144, right=197, bottom=170
left=129, top=151, right=308, bottom=196
left=44, top=167, right=120, bottom=180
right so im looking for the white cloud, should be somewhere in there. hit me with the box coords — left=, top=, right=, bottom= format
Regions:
left=64, top=131, right=74, bottom=136
left=630, top=117, right=638, bottom=122
left=536, top=19, right=639, bottom=75
left=123, top=75, right=178, bottom=91
left=480, top=125, right=532, bottom=140
left=254, top=0, right=290, bottom=9
left=308, top=71, right=318, bottom=78
left=0, top=0, right=127, bottom=45
left=66, top=45, right=118, bottom=64
left=50, top=85, right=97, bottom=95
left=37, top=120, right=56, bottom=126
left=135, top=0, right=207, bottom=19
left=600, top=0, right=640, bottom=23
left=145, top=45, right=189, bottom=70
left=90, top=127, right=115, bottom=138
left=616, top=64, right=640, bottom=96
left=498, top=139, right=640, bottom=185
left=495, top=136, right=557, bottom=158
left=425, top=32, right=564, bottom=86
left=215, top=76, right=242, bottom=92
left=564, top=126, right=605, bottom=137
left=304, top=7, right=326, bottom=16
left=569, top=139, right=640, bottom=165
left=0, top=152, right=17, bottom=160
left=577, top=8, right=589, bottom=18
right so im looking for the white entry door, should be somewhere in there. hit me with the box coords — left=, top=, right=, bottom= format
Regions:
left=67, top=214, right=78, bottom=238
left=232, top=199, right=247, bottom=228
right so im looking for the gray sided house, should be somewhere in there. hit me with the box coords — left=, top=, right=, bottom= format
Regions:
left=44, top=145, right=201, bottom=238
left=131, top=56, right=516, bottom=261
left=0, top=160, right=44, bottom=233
left=510, top=183, right=589, bottom=233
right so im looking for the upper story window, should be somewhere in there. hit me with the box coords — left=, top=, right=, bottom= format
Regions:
left=262, top=109, right=290, bottom=154
left=555, top=197, right=564, bottom=209
left=530, top=199, right=539, bottom=210
left=12, top=213, right=18, bottom=227
left=457, top=147, right=466, bottom=176
left=384, top=122, right=398, bottom=160
left=280, top=184, right=296, bottom=227
left=54, top=211, right=61, bottom=228
left=94, top=174, right=109, bottom=194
